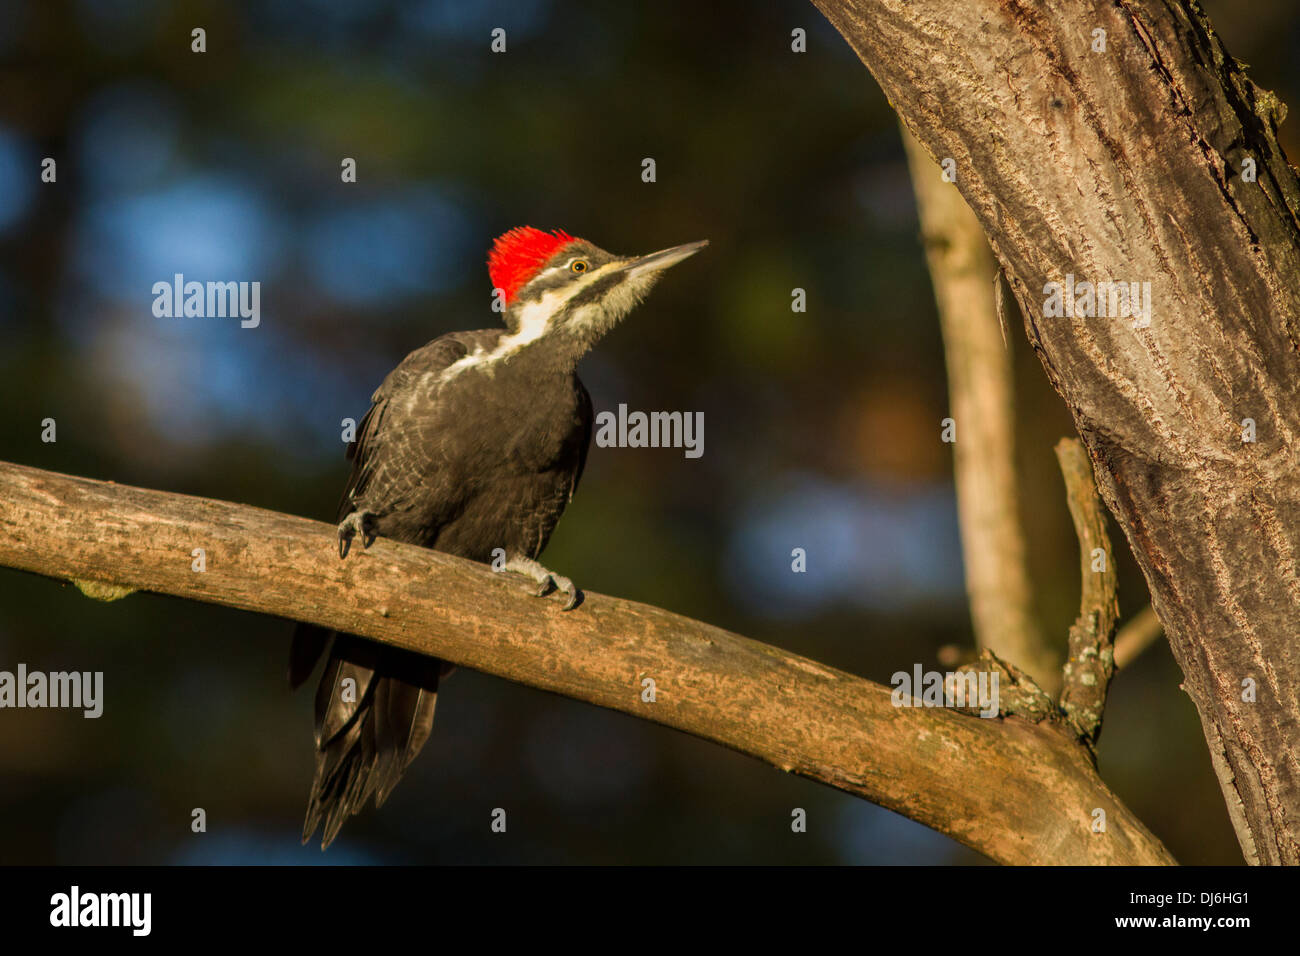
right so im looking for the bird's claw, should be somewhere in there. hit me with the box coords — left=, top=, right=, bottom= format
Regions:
left=337, top=511, right=377, bottom=558
left=503, top=557, right=582, bottom=610
left=536, top=573, right=581, bottom=610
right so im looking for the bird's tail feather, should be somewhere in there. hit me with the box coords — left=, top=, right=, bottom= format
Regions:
left=294, top=631, right=447, bottom=848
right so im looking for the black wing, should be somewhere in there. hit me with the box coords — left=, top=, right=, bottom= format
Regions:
left=569, top=377, right=593, bottom=504
left=289, top=330, right=494, bottom=688
left=290, top=330, right=498, bottom=847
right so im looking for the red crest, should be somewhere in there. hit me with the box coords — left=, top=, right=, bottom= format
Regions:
left=488, top=226, right=580, bottom=305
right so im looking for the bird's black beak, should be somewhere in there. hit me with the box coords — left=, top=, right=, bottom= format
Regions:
left=619, top=240, right=709, bottom=279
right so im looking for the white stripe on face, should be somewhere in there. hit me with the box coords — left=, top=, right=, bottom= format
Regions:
left=438, top=274, right=594, bottom=380
left=439, top=260, right=644, bottom=381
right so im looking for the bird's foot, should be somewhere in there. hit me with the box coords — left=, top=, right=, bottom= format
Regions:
left=502, top=556, right=582, bottom=610
left=337, top=511, right=377, bottom=558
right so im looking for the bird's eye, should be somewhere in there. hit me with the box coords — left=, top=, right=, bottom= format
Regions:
left=570, top=260, right=588, bottom=274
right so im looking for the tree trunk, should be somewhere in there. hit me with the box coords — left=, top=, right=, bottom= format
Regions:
left=813, top=0, right=1300, bottom=863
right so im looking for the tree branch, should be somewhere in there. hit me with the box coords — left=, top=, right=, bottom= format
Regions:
left=0, top=459, right=1174, bottom=864
left=901, top=126, right=1058, bottom=692
left=1055, top=438, right=1118, bottom=745
left=1113, top=605, right=1163, bottom=670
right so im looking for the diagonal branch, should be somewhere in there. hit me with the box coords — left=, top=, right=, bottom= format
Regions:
left=0, top=459, right=1173, bottom=864
left=1114, top=605, right=1163, bottom=670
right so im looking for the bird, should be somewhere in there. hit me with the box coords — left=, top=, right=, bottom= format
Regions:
left=290, top=225, right=707, bottom=847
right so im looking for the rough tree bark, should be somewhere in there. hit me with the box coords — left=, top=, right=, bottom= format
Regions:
left=0, top=460, right=1174, bottom=865
left=813, top=0, right=1300, bottom=863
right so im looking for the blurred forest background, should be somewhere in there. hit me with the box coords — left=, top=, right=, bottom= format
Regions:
left=1, top=0, right=1296, bottom=865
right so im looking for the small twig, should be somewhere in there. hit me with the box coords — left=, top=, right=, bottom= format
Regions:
left=1114, top=605, right=1164, bottom=670
left=1054, top=439, right=1119, bottom=746
left=956, top=648, right=1059, bottom=725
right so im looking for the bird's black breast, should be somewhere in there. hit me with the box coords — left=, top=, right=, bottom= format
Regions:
left=343, top=329, right=593, bottom=562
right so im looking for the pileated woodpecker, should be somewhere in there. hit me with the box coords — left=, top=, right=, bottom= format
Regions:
left=290, top=226, right=707, bottom=847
